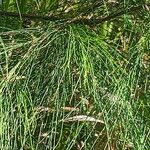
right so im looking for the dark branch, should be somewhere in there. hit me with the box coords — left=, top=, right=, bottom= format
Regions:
left=0, top=3, right=148, bottom=26
left=0, top=11, right=61, bottom=21
left=65, top=4, right=148, bottom=25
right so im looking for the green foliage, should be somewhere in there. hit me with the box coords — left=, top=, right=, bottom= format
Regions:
left=0, top=0, right=150, bottom=150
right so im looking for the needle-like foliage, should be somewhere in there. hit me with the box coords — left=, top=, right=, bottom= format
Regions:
left=0, top=0, right=150, bottom=150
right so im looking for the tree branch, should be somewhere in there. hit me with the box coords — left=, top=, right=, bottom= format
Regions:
left=0, top=3, right=148, bottom=26
left=0, top=11, right=60, bottom=21
left=66, top=4, right=148, bottom=25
